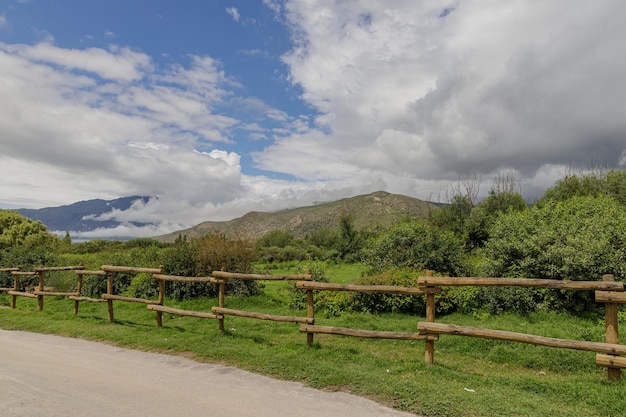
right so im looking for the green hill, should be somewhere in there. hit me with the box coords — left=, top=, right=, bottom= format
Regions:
left=156, top=191, right=436, bottom=242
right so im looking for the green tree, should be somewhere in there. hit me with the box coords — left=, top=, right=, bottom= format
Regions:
left=0, top=210, right=60, bottom=269
left=337, top=214, right=364, bottom=261
left=0, top=210, right=58, bottom=251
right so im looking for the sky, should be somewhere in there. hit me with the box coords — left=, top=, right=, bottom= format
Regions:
left=0, top=0, right=625, bottom=239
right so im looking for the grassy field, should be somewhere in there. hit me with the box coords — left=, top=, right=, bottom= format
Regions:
left=1, top=266, right=625, bottom=416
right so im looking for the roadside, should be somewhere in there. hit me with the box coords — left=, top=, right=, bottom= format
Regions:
left=0, top=329, right=418, bottom=417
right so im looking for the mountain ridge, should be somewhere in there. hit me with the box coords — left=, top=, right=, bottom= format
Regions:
left=155, top=191, right=437, bottom=242
left=15, top=196, right=151, bottom=233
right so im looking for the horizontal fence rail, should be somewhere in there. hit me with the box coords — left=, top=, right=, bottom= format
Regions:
left=418, top=322, right=626, bottom=355
left=417, top=276, right=625, bottom=291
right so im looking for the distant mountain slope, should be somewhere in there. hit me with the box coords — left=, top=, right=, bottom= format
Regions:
left=156, top=191, right=437, bottom=243
left=17, top=196, right=150, bottom=233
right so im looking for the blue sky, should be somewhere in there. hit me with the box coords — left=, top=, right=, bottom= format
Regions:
left=0, top=0, right=625, bottom=239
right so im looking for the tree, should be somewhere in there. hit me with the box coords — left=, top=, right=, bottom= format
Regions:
left=0, top=210, right=60, bottom=268
left=337, top=214, right=364, bottom=261
left=0, top=210, right=58, bottom=251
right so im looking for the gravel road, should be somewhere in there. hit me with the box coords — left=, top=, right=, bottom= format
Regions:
left=0, top=329, right=417, bottom=417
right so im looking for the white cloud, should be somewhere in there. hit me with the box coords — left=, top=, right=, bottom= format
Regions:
left=0, top=13, right=8, bottom=30
left=226, top=7, right=240, bottom=22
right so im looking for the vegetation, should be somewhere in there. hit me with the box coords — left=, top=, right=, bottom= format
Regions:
left=2, top=169, right=626, bottom=416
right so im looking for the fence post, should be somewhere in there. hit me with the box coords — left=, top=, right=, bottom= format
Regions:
left=74, top=274, right=83, bottom=315
left=425, top=270, right=436, bottom=365
left=106, top=271, right=115, bottom=323
left=218, top=267, right=225, bottom=333
left=306, top=270, right=315, bottom=346
left=11, top=273, right=19, bottom=309
left=37, top=270, right=45, bottom=311
left=156, top=278, right=165, bottom=327
left=603, top=274, right=620, bottom=381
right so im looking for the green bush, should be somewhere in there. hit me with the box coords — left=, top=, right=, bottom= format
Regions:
left=483, top=195, right=626, bottom=312
left=361, top=221, right=465, bottom=276
left=162, top=234, right=259, bottom=300
left=124, top=272, right=158, bottom=299
left=349, top=268, right=425, bottom=314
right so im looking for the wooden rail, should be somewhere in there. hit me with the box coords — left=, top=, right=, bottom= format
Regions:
left=212, top=271, right=313, bottom=281
left=150, top=273, right=223, bottom=326
left=213, top=307, right=314, bottom=324
left=418, top=276, right=625, bottom=291
left=298, top=272, right=437, bottom=348
left=418, top=322, right=626, bottom=355
left=148, top=304, right=222, bottom=320
left=213, top=270, right=314, bottom=334
left=100, top=265, right=164, bottom=322
left=296, top=281, right=441, bottom=295
left=300, top=325, right=438, bottom=341
left=0, top=267, right=20, bottom=291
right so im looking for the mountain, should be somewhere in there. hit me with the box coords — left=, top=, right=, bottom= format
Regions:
left=16, top=196, right=151, bottom=233
left=156, top=191, right=437, bottom=243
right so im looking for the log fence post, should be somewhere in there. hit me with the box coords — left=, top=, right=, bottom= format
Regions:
left=218, top=267, right=225, bottom=332
left=106, top=271, right=115, bottom=323
left=156, top=278, right=165, bottom=327
left=11, top=273, right=19, bottom=309
left=424, top=270, right=436, bottom=365
left=74, top=274, right=83, bottom=315
left=37, top=270, right=45, bottom=311
left=306, top=269, right=315, bottom=346
left=602, top=274, right=620, bottom=381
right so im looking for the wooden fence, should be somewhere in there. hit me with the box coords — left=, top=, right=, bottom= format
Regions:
left=100, top=265, right=164, bottom=322
left=415, top=274, right=625, bottom=381
left=211, top=270, right=314, bottom=338
left=295, top=281, right=440, bottom=347
left=3, top=264, right=626, bottom=381
left=148, top=274, right=224, bottom=326
left=8, top=266, right=85, bottom=310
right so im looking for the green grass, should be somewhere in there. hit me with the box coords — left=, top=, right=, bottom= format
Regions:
left=1, top=288, right=625, bottom=417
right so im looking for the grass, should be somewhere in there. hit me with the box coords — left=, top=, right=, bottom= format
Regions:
left=1, top=275, right=626, bottom=416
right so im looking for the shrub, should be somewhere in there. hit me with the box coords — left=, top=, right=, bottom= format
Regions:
left=483, top=195, right=626, bottom=312
left=124, top=272, right=158, bottom=299
left=349, top=268, right=425, bottom=314
left=362, top=221, right=465, bottom=276
left=162, top=233, right=259, bottom=300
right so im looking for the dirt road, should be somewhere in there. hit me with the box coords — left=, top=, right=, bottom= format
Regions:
left=0, top=330, right=417, bottom=417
